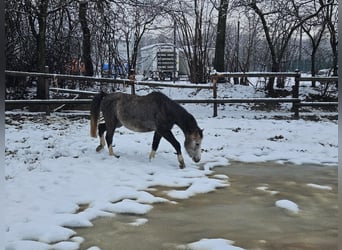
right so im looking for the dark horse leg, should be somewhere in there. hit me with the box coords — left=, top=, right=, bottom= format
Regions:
left=149, top=132, right=162, bottom=160
left=157, top=129, right=185, bottom=169
left=105, top=121, right=120, bottom=158
left=96, top=123, right=106, bottom=152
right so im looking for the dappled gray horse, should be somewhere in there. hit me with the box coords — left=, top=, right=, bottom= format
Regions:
left=90, top=91, right=203, bottom=168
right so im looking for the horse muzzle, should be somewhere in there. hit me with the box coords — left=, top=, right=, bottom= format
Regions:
left=192, top=156, right=201, bottom=163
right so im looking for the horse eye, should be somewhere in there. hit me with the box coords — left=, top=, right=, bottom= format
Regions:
left=195, top=143, right=200, bottom=146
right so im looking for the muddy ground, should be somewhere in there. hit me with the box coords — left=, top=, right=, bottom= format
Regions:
left=74, top=161, right=337, bottom=250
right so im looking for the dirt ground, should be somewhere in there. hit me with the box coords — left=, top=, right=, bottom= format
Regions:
left=74, top=161, right=338, bottom=250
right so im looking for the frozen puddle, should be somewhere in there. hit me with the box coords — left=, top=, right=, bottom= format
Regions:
left=74, top=162, right=337, bottom=250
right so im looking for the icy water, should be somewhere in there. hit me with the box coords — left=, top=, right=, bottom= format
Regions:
left=75, top=162, right=337, bottom=250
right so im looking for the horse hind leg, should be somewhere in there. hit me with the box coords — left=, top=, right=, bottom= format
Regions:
left=108, top=145, right=120, bottom=158
left=105, top=123, right=120, bottom=158
left=96, top=123, right=106, bottom=152
left=96, top=135, right=105, bottom=152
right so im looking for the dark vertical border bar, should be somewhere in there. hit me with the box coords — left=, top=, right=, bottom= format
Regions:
left=338, top=2, right=342, bottom=249
left=0, top=0, right=5, bottom=248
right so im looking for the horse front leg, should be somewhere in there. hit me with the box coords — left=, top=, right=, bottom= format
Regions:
left=149, top=132, right=162, bottom=161
left=159, top=130, right=185, bottom=169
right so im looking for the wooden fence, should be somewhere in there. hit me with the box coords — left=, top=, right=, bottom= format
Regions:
left=210, top=72, right=338, bottom=118
left=5, top=70, right=338, bottom=118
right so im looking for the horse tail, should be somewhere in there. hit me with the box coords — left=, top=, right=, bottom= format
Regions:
left=90, top=91, right=106, bottom=138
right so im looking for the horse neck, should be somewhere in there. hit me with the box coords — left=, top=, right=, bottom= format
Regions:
left=174, top=108, right=197, bottom=135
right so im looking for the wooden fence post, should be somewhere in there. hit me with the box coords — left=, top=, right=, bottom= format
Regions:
left=129, top=70, right=135, bottom=95
left=292, top=70, right=300, bottom=119
left=44, top=66, right=50, bottom=99
left=44, top=66, right=50, bottom=114
left=32, top=66, right=50, bottom=113
left=213, top=76, right=218, bottom=117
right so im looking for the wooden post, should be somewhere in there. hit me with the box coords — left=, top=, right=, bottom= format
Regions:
left=129, top=70, right=135, bottom=95
left=37, top=66, right=50, bottom=99
left=32, top=66, right=50, bottom=113
left=213, top=76, right=218, bottom=117
left=44, top=66, right=50, bottom=114
left=292, top=70, right=300, bottom=119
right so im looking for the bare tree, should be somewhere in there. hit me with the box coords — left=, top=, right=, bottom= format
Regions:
left=26, top=0, right=77, bottom=97
left=236, top=0, right=325, bottom=95
left=176, top=0, right=216, bottom=83
left=79, top=1, right=93, bottom=76
left=30, top=0, right=49, bottom=75
left=299, top=3, right=326, bottom=86
left=214, top=0, right=229, bottom=72
left=235, top=12, right=262, bottom=84
left=113, top=0, right=169, bottom=76
left=5, top=0, right=37, bottom=71
left=6, top=0, right=336, bottom=90
left=319, top=0, right=338, bottom=76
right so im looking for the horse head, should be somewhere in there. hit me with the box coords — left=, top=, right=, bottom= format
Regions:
left=184, top=127, right=203, bottom=163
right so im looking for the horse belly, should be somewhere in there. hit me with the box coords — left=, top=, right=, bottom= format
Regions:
left=123, top=120, right=156, bottom=132
left=116, top=97, right=157, bottom=132
left=118, top=112, right=156, bottom=132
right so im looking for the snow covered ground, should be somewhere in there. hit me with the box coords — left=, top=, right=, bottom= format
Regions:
left=5, top=83, right=338, bottom=250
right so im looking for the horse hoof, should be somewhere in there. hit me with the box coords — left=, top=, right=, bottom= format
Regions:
left=109, top=152, right=120, bottom=158
left=96, top=145, right=104, bottom=152
left=149, top=150, right=156, bottom=161
left=177, top=154, right=185, bottom=169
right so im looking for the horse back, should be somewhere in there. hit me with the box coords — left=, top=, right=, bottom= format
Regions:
left=100, top=91, right=185, bottom=133
left=101, top=92, right=163, bottom=132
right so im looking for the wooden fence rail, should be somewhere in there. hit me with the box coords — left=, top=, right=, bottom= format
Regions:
left=299, top=76, right=338, bottom=82
left=5, top=70, right=132, bottom=85
left=5, top=70, right=338, bottom=118
left=5, top=99, right=93, bottom=105
left=5, top=98, right=301, bottom=105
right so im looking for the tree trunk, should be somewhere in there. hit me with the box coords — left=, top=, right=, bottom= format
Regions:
left=37, top=0, right=49, bottom=99
left=130, top=32, right=141, bottom=76
left=330, top=33, right=338, bottom=76
left=79, top=1, right=93, bottom=76
left=267, top=62, right=280, bottom=96
left=324, top=0, right=338, bottom=76
left=214, top=0, right=229, bottom=72
left=311, top=48, right=317, bottom=87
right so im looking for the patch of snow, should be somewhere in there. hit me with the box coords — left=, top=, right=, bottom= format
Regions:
left=275, top=199, right=300, bottom=213
left=256, top=185, right=279, bottom=195
left=212, top=174, right=229, bottom=180
left=306, top=183, right=332, bottom=190
left=86, top=247, right=101, bottom=250
left=180, top=238, right=245, bottom=250
left=128, top=218, right=148, bottom=226
left=166, top=178, right=229, bottom=199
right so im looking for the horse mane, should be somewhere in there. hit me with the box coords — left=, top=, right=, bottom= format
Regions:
left=151, top=92, right=198, bottom=134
